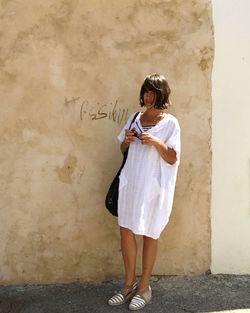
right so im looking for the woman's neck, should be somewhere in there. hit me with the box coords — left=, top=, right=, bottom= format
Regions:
left=143, top=107, right=164, bottom=117
left=140, top=107, right=166, bottom=126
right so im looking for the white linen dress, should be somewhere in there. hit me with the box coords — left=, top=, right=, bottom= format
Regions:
left=117, top=112, right=181, bottom=239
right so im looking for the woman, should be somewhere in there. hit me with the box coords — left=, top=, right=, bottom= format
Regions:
left=108, top=73, right=181, bottom=311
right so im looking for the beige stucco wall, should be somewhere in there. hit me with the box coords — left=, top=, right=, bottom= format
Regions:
left=211, top=0, right=250, bottom=274
left=0, top=0, right=213, bottom=284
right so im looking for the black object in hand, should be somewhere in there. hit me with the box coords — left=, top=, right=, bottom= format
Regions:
left=132, top=129, right=141, bottom=139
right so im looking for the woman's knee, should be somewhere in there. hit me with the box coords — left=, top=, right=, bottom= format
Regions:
left=120, top=227, right=134, bottom=238
left=143, top=235, right=158, bottom=243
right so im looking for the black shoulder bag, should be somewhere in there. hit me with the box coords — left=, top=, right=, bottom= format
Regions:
left=105, top=112, right=139, bottom=216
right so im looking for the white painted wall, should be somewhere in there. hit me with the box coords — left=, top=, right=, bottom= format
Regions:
left=212, top=0, right=250, bottom=273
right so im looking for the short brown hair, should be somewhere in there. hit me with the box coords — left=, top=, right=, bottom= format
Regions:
left=139, top=73, right=171, bottom=109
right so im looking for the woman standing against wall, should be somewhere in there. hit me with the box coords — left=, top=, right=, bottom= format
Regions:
left=108, top=73, right=181, bottom=311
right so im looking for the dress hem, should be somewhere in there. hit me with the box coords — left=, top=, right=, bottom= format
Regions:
left=118, top=222, right=160, bottom=240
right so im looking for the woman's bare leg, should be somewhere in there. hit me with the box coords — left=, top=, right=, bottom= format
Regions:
left=139, top=235, right=158, bottom=290
left=120, top=227, right=137, bottom=286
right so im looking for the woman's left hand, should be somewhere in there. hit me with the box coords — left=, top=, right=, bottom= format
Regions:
left=138, top=132, right=160, bottom=146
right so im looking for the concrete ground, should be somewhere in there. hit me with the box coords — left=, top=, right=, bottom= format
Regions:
left=0, top=274, right=249, bottom=313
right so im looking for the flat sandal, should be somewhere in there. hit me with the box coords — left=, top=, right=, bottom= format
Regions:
left=129, top=285, right=152, bottom=311
left=108, top=281, right=138, bottom=306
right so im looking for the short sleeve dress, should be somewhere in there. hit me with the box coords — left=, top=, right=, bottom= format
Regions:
left=117, top=112, right=181, bottom=239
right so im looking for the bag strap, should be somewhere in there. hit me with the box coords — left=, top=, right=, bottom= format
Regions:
left=128, top=112, right=140, bottom=130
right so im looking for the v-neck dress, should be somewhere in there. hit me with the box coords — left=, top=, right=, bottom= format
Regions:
left=117, top=112, right=181, bottom=239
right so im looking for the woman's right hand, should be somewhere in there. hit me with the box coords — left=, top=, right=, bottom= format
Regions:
left=124, top=129, right=135, bottom=144
left=121, top=129, right=135, bottom=154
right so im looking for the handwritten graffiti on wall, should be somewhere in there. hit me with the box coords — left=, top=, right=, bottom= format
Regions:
left=64, top=97, right=129, bottom=125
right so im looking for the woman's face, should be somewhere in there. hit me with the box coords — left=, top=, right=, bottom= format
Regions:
left=143, top=90, right=156, bottom=108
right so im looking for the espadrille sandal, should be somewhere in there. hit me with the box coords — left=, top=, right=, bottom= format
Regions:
left=129, top=285, right=152, bottom=311
left=108, top=281, right=138, bottom=306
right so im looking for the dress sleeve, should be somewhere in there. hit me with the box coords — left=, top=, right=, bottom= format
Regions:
left=165, top=118, right=181, bottom=165
left=117, top=112, right=137, bottom=142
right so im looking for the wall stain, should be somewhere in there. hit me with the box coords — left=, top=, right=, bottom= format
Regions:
left=199, top=56, right=209, bottom=71
left=199, top=47, right=213, bottom=71
left=55, top=154, right=77, bottom=184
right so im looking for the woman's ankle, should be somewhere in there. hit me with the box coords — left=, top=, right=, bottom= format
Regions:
left=138, top=280, right=150, bottom=290
left=124, top=277, right=137, bottom=287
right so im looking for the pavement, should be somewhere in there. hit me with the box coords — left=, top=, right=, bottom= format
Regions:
left=0, top=274, right=250, bottom=313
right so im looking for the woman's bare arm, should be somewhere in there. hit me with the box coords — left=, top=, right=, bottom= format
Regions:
left=139, top=132, right=177, bottom=165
